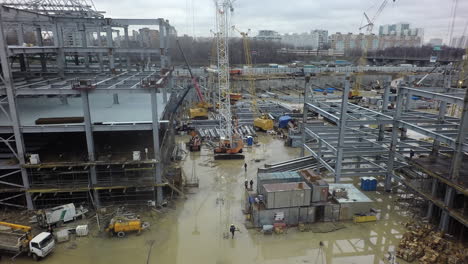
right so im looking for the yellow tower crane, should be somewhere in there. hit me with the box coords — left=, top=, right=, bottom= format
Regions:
left=232, top=26, right=273, bottom=131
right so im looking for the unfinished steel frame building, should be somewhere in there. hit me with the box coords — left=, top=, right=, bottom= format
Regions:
left=302, top=74, right=468, bottom=240
left=0, top=3, right=179, bottom=210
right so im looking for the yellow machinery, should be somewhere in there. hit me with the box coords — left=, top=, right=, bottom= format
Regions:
left=189, top=106, right=208, bottom=119
left=214, top=135, right=244, bottom=160
left=0, top=222, right=32, bottom=240
left=253, top=114, right=274, bottom=131
left=105, top=215, right=149, bottom=238
left=353, top=214, right=377, bottom=223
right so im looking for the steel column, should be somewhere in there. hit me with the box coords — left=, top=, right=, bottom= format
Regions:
left=431, top=101, right=447, bottom=155
left=35, top=27, right=47, bottom=72
left=159, top=21, right=168, bottom=103
left=81, top=91, right=100, bottom=208
left=124, top=26, right=131, bottom=71
left=0, top=12, right=33, bottom=209
left=334, top=74, right=350, bottom=183
left=106, top=26, right=115, bottom=73
left=301, top=76, right=311, bottom=157
left=386, top=86, right=405, bottom=191
left=150, top=88, right=163, bottom=205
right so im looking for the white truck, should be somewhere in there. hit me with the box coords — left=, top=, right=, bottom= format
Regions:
left=0, top=222, right=55, bottom=261
left=33, top=203, right=88, bottom=228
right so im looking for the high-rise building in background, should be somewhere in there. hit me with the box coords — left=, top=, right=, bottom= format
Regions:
left=428, top=38, right=443, bottom=46
left=254, top=30, right=281, bottom=41
left=378, top=23, right=423, bottom=46
left=281, top=29, right=328, bottom=49
left=329, top=33, right=379, bottom=52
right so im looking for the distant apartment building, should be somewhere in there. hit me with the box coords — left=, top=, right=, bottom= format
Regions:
left=378, top=22, right=423, bottom=46
left=329, top=33, right=379, bottom=52
left=428, top=38, right=443, bottom=46
left=450, top=36, right=467, bottom=48
left=254, top=30, right=281, bottom=41
left=281, top=30, right=328, bottom=49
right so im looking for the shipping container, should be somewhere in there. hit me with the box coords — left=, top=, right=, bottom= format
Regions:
left=257, top=171, right=302, bottom=193
left=263, top=182, right=311, bottom=209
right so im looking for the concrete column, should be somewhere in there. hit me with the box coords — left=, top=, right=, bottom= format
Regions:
left=0, top=16, right=33, bottom=209
left=35, top=27, right=47, bottom=72
left=150, top=88, right=163, bottom=205
left=335, top=74, right=351, bottom=183
left=81, top=91, right=100, bottom=208
left=124, top=27, right=131, bottom=71
left=106, top=26, right=115, bottom=73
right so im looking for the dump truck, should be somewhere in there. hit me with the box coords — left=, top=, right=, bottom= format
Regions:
left=0, top=222, right=55, bottom=261
left=105, top=214, right=150, bottom=238
left=33, top=203, right=88, bottom=228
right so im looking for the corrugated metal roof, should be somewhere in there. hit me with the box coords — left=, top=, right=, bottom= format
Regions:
left=257, top=171, right=301, bottom=181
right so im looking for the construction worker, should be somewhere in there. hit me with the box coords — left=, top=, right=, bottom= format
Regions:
left=244, top=163, right=247, bottom=172
left=230, top=224, right=236, bottom=239
left=249, top=179, right=254, bottom=190
left=244, top=180, right=248, bottom=189
left=410, top=149, right=415, bottom=160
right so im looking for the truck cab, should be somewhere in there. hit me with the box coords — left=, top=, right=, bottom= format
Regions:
left=29, top=232, right=55, bottom=261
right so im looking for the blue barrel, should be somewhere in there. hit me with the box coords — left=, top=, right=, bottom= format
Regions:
left=247, top=136, right=253, bottom=146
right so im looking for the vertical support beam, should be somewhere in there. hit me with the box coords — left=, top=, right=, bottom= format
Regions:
left=377, top=83, right=391, bottom=142
left=97, top=27, right=104, bottom=72
left=431, top=101, right=447, bottom=155
left=0, top=14, right=33, bottom=209
left=80, top=24, right=90, bottom=69
left=17, top=25, right=26, bottom=72
left=335, top=74, right=350, bottom=183
left=35, top=27, right=47, bottom=72
left=426, top=178, right=438, bottom=219
left=449, top=89, right=468, bottom=181
left=159, top=20, right=168, bottom=103
left=124, top=26, right=131, bottom=71
left=301, top=76, right=311, bottom=157
left=106, top=25, right=115, bottom=73
left=150, top=88, right=163, bottom=205
left=386, top=86, right=405, bottom=191
left=81, top=91, right=100, bottom=208
left=53, top=23, right=65, bottom=77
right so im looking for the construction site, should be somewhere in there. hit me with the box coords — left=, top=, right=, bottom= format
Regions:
left=0, top=0, right=466, bottom=263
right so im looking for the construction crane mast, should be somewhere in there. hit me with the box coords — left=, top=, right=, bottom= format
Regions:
left=214, top=0, right=233, bottom=143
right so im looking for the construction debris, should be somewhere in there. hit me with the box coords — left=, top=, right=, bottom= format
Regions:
left=396, top=222, right=467, bottom=263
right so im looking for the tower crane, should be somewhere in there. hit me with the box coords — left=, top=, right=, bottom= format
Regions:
left=213, top=0, right=244, bottom=160
left=232, top=26, right=273, bottom=131
left=350, top=0, right=394, bottom=102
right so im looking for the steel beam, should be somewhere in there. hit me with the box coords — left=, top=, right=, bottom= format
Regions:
left=0, top=11, right=33, bottom=209
left=334, top=74, right=350, bottom=183
left=150, top=88, right=163, bottom=205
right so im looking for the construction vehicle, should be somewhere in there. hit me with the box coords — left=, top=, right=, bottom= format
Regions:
left=33, top=203, right=88, bottom=228
left=188, top=131, right=202, bottom=151
left=0, top=222, right=55, bottom=261
left=214, top=135, right=244, bottom=160
left=232, top=26, right=274, bottom=131
left=253, top=114, right=274, bottom=131
left=105, top=214, right=150, bottom=238
left=176, top=39, right=211, bottom=119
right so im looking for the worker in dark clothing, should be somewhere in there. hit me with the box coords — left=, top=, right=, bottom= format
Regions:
left=249, top=180, right=254, bottom=190
left=244, top=180, right=248, bottom=189
left=244, top=163, right=247, bottom=172
left=230, top=224, right=236, bottom=239
left=410, top=149, right=415, bottom=160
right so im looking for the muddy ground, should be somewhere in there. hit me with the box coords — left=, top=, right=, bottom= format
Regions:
left=9, top=135, right=413, bottom=264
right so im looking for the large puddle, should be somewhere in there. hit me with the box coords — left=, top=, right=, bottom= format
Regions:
left=14, top=135, right=411, bottom=264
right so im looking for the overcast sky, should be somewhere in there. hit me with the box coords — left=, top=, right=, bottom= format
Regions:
left=95, top=0, right=468, bottom=43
